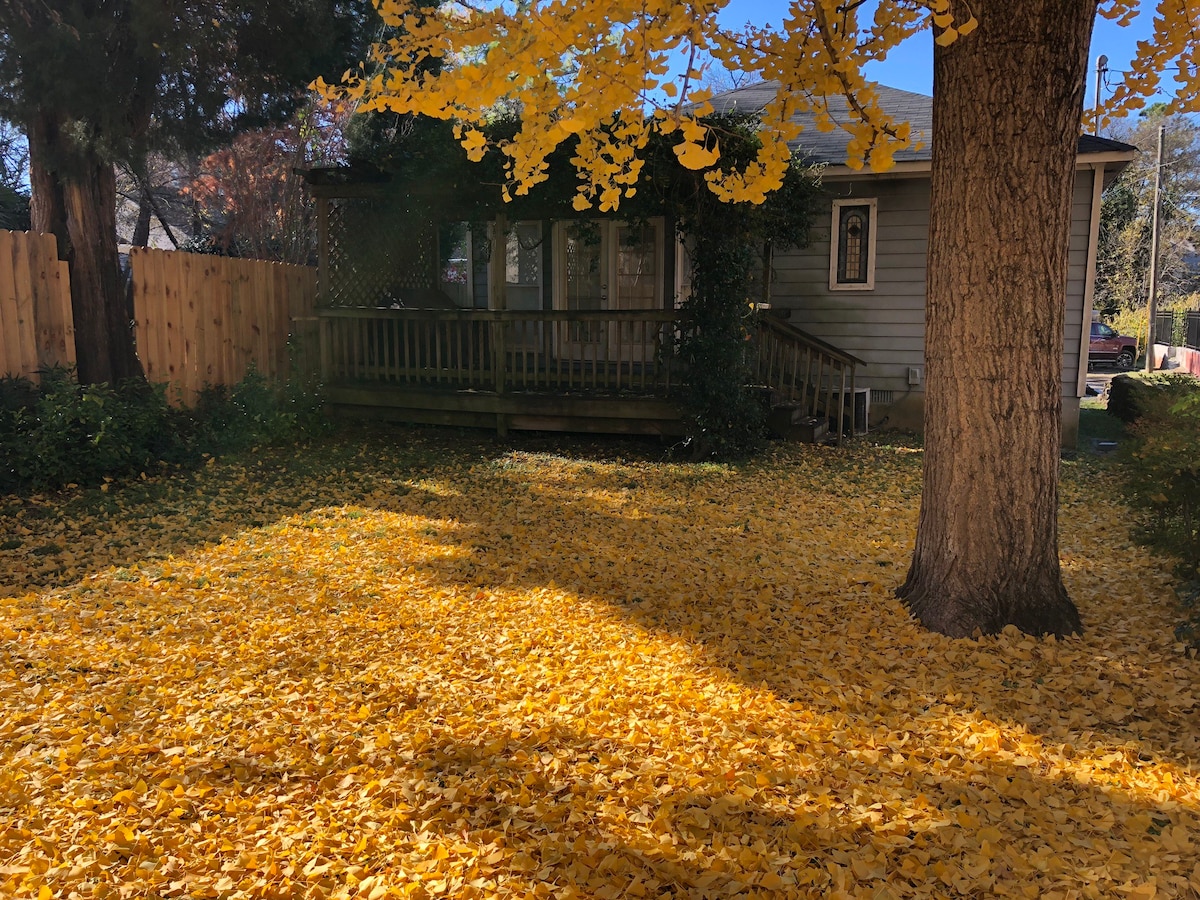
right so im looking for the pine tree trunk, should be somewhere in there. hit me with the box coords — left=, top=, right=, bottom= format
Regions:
left=132, top=193, right=152, bottom=248
left=897, top=0, right=1093, bottom=637
left=28, top=113, right=143, bottom=385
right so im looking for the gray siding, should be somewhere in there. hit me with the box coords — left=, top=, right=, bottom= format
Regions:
left=771, top=170, right=1096, bottom=401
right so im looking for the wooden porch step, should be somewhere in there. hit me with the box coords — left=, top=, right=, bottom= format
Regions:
left=767, top=404, right=830, bottom=443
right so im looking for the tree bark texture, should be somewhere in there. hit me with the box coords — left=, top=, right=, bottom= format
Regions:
left=897, top=0, right=1093, bottom=637
left=28, top=113, right=143, bottom=385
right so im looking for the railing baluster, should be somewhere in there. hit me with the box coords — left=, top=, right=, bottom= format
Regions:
left=375, top=318, right=384, bottom=381
left=437, top=319, right=443, bottom=383
left=403, top=319, right=412, bottom=386
left=556, top=321, right=563, bottom=389
left=522, top=322, right=530, bottom=388
left=594, top=322, right=601, bottom=390
left=353, top=316, right=363, bottom=380
left=787, top=344, right=796, bottom=403
left=825, top=361, right=835, bottom=432
left=804, top=347, right=815, bottom=415
left=837, top=364, right=847, bottom=445
left=469, top=319, right=478, bottom=387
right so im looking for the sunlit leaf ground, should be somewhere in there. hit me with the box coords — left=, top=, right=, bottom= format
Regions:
left=2, top=428, right=1197, bottom=899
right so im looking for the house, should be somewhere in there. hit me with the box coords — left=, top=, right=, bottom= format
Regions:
left=304, top=84, right=1136, bottom=445
left=305, top=165, right=865, bottom=441
left=708, top=83, right=1138, bottom=443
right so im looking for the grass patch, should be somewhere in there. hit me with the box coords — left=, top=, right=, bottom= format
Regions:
left=1078, top=405, right=1127, bottom=444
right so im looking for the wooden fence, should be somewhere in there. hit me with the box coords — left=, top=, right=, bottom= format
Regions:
left=0, top=230, right=75, bottom=380
left=131, top=248, right=317, bottom=404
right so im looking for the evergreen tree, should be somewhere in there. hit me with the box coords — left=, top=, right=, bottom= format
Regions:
left=0, top=0, right=372, bottom=383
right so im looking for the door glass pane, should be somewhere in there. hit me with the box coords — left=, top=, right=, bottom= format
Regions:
left=564, top=222, right=604, bottom=311
left=614, top=223, right=659, bottom=310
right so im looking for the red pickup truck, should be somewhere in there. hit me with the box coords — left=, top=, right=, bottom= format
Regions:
left=1089, top=322, right=1138, bottom=369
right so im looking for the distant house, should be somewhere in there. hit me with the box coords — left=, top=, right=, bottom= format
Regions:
left=707, top=83, right=1138, bottom=441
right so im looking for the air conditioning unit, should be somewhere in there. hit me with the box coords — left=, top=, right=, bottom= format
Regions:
left=833, top=387, right=870, bottom=435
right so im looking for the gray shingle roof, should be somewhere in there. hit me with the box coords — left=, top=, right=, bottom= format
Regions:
left=706, top=81, right=1136, bottom=164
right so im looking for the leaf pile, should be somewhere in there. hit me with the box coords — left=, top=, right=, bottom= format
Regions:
left=1, top=432, right=1198, bottom=898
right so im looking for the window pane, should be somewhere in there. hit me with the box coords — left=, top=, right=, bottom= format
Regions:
left=506, top=221, right=542, bottom=286
left=838, top=205, right=870, bottom=284
left=438, top=221, right=471, bottom=307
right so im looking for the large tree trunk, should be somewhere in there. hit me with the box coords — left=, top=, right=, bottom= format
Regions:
left=28, top=113, right=143, bottom=385
left=897, top=0, right=1094, bottom=637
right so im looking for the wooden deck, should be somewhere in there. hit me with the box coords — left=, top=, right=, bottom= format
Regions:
left=318, top=308, right=862, bottom=439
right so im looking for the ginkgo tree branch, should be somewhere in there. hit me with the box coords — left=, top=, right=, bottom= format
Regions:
left=320, top=0, right=1200, bottom=208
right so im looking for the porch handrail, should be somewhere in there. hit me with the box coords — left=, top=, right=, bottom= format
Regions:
left=318, top=307, right=679, bottom=324
left=754, top=312, right=864, bottom=443
left=758, top=312, right=866, bottom=368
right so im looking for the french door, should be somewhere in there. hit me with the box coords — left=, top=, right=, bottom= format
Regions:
left=555, top=219, right=664, bottom=363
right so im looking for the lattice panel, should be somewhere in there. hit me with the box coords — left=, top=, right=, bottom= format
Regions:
left=325, top=198, right=438, bottom=308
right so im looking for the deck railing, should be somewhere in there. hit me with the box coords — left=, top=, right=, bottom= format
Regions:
left=318, top=307, right=864, bottom=439
left=318, top=307, right=681, bottom=395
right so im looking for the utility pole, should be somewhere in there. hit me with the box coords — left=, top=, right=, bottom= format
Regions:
left=1146, top=123, right=1165, bottom=373
left=1094, top=55, right=1108, bottom=135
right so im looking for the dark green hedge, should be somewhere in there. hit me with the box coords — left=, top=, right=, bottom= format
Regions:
left=1115, top=372, right=1200, bottom=644
left=0, top=368, right=324, bottom=495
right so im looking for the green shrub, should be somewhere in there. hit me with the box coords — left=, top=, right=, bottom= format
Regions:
left=1118, top=375, right=1200, bottom=644
left=0, top=368, right=190, bottom=492
left=0, top=368, right=326, bottom=495
left=193, top=368, right=326, bottom=452
left=1107, top=372, right=1196, bottom=423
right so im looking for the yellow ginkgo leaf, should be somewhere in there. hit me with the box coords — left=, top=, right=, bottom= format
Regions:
left=674, top=140, right=720, bottom=170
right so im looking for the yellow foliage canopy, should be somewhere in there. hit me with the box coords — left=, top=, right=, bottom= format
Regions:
left=318, top=0, right=1200, bottom=210
left=1, top=434, right=1199, bottom=898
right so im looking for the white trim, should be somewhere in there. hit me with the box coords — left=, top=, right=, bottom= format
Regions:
left=1076, top=164, right=1106, bottom=398
left=820, top=149, right=1137, bottom=180
left=552, top=220, right=575, bottom=311
left=829, top=198, right=878, bottom=291
left=822, top=161, right=931, bottom=179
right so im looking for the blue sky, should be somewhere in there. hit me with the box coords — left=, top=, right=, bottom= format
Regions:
left=713, top=2, right=1171, bottom=116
